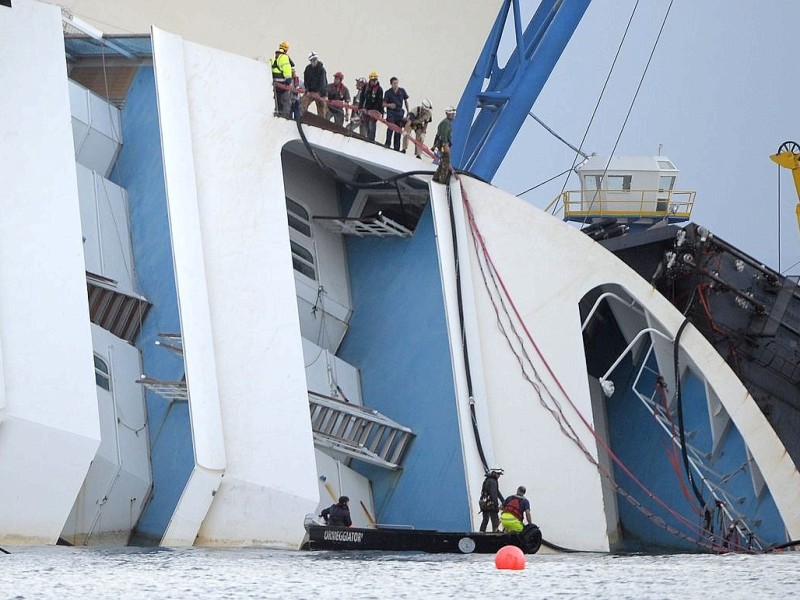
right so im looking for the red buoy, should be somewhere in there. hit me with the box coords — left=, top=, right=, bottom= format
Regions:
left=494, top=545, right=526, bottom=570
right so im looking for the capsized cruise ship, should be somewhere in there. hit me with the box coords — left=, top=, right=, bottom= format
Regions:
left=1, top=0, right=799, bottom=553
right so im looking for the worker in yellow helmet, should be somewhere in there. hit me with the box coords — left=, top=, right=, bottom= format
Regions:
left=271, top=41, right=295, bottom=117
left=358, top=71, right=383, bottom=142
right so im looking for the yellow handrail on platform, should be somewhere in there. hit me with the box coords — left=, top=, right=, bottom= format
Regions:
left=547, top=189, right=696, bottom=220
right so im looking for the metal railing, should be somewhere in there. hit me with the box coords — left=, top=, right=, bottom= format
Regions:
left=627, top=343, right=763, bottom=551
left=547, top=189, right=696, bottom=220
left=314, top=212, right=413, bottom=237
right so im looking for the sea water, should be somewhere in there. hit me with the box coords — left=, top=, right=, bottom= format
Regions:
left=1, top=546, right=798, bottom=599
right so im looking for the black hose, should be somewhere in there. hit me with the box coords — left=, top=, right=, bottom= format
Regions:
left=445, top=180, right=489, bottom=472
left=292, top=111, right=487, bottom=188
left=763, top=539, right=800, bottom=553
left=294, top=111, right=436, bottom=188
left=0, top=547, right=9, bottom=555
left=540, top=538, right=584, bottom=553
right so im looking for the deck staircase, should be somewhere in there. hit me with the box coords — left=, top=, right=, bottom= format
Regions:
left=308, top=390, right=414, bottom=470
left=138, top=334, right=414, bottom=470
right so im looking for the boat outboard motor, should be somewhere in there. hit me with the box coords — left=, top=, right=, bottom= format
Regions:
left=518, top=524, right=543, bottom=554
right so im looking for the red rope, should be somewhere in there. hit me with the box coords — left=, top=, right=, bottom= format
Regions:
left=656, top=379, right=702, bottom=516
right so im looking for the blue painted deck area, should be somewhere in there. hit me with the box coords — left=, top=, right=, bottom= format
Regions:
left=110, top=67, right=192, bottom=545
left=607, top=351, right=784, bottom=551
left=338, top=203, right=470, bottom=531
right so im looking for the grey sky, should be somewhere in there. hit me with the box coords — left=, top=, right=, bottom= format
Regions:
left=493, top=0, right=800, bottom=274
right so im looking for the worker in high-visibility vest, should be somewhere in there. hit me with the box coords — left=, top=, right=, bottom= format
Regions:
left=271, top=41, right=295, bottom=117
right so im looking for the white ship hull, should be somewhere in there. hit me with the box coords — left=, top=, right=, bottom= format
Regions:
left=1, top=0, right=798, bottom=552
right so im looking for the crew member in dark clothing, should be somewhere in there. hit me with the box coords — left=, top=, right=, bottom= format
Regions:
left=359, top=71, right=384, bottom=142
left=382, top=76, right=409, bottom=151
left=478, top=469, right=504, bottom=533
left=321, top=496, right=352, bottom=527
left=300, top=51, right=328, bottom=119
left=348, top=77, right=368, bottom=136
left=432, top=106, right=456, bottom=183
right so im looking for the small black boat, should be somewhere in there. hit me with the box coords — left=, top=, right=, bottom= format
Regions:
left=300, top=518, right=542, bottom=554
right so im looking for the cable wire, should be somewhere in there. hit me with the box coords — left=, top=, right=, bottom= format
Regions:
left=579, top=0, right=674, bottom=226
left=559, top=0, right=642, bottom=200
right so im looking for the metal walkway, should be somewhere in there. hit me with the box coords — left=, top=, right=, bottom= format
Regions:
left=308, top=391, right=414, bottom=470
left=314, top=213, right=412, bottom=237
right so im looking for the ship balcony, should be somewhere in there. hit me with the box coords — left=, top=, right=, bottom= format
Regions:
left=549, top=189, right=696, bottom=225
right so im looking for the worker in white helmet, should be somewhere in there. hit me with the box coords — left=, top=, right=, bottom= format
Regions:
left=432, top=106, right=457, bottom=183
left=402, top=98, right=433, bottom=158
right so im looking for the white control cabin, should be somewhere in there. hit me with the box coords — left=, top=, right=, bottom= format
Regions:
left=563, top=155, right=694, bottom=227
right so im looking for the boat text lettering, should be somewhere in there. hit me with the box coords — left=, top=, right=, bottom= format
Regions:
left=323, top=530, right=364, bottom=543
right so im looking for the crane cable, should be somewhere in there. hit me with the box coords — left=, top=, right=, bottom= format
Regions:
left=515, top=0, right=641, bottom=200
left=557, top=0, right=642, bottom=203
left=579, top=0, right=674, bottom=226
left=579, top=0, right=674, bottom=227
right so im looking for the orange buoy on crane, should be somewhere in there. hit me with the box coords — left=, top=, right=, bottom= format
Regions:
left=494, top=545, right=525, bottom=570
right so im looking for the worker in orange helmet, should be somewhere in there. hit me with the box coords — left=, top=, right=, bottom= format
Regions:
left=326, top=71, right=351, bottom=127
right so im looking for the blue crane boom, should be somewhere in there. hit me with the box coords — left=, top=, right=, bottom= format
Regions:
left=451, top=0, right=591, bottom=181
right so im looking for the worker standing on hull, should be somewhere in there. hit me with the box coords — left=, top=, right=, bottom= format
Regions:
left=270, top=41, right=295, bottom=118
left=433, top=106, right=456, bottom=183
left=300, top=52, right=328, bottom=119
left=360, top=72, right=383, bottom=142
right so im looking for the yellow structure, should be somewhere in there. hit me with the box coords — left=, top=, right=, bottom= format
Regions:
left=770, top=141, right=800, bottom=238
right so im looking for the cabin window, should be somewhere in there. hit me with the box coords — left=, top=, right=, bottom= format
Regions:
left=607, top=175, right=632, bottom=192
left=659, top=176, right=676, bottom=192
left=657, top=159, right=675, bottom=170
left=94, top=354, right=111, bottom=391
left=584, top=175, right=602, bottom=190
